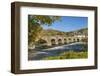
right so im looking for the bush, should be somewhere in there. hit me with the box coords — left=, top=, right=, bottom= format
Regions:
left=43, top=51, right=88, bottom=60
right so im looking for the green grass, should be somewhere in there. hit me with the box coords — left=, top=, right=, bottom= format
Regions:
left=43, top=51, right=88, bottom=60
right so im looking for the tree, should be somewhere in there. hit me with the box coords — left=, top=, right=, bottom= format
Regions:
left=28, top=15, right=60, bottom=49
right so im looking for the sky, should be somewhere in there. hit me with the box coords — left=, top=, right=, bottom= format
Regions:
left=42, top=16, right=88, bottom=32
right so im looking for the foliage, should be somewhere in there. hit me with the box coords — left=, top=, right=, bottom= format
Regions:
left=43, top=51, right=88, bottom=60
left=28, top=15, right=60, bottom=45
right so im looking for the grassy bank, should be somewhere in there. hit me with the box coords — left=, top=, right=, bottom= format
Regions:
left=43, top=51, right=88, bottom=60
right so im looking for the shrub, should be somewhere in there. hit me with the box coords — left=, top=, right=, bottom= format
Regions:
left=43, top=51, right=88, bottom=60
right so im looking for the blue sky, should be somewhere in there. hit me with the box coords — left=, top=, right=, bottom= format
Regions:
left=42, top=16, right=88, bottom=32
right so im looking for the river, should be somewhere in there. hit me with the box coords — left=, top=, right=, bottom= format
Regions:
left=28, top=42, right=87, bottom=60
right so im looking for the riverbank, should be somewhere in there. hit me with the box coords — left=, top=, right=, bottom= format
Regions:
left=43, top=51, right=88, bottom=60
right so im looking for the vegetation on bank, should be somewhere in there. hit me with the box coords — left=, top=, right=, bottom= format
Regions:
left=43, top=51, right=88, bottom=60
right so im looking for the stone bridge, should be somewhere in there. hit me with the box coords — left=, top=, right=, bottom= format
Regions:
left=38, top=35, right=87, bottom=46
left=29, top=35, right=87, bottom=49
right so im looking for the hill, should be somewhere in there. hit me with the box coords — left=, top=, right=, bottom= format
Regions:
left=42, top=28, right=88, bottom=36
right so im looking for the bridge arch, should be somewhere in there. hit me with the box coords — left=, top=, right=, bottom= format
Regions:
left=51, top=39, right=56, bottom=45
left=77, top=38, right=80, bottom=42
left=58, top=39, right=62, bottom=45
left=68, top=38, right=71, bottom=43
left=36, top=39, right=48, bottom=47
left=64, top=38, right=67, bottom=44
left=73, top=38, right=76, bottom=42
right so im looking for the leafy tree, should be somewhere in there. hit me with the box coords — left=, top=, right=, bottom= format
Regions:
left=28, top=15, right=60, bottom=48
